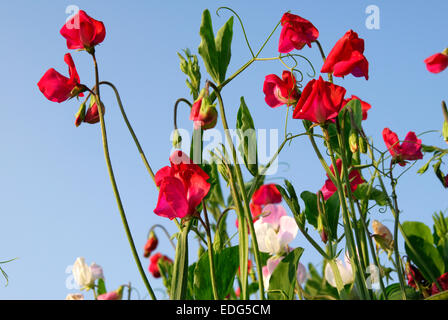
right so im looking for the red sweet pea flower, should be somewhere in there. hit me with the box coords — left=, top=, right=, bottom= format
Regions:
left=154, top=151, right=210, bottom=220
left=320, top=159, right=364, bottom=200
left=406, top=263, right=427, bottom=289
left=342, top=95, right=372, bottom=120
left=263, top=71, right=300, bottom=108
left=148, top=252, right=172, bottom=278
left=430, top=272, right=448, bottom=295
left=424, top=51, right=448, bottom=74
left=292, top=76, right=346, bottom=124
left=37, top=53, right=86, bottom=103
left=278, top=12, right=319, bottom=53
left=382, top=128, right=423, bottom=167
left=252, top=184, right=282, bottom=206
left=321, top=30, right=369, bottom=80
left=60, top=10, right=106, bottom=51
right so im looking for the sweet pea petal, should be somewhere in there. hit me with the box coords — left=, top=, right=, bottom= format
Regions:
left=277, top=216, right=298, bottom=247
left=154, top=177, right=189, bottom=219
left=260, top=204, right=287, bottom=229
left=401, top=131, right=423, bottom=161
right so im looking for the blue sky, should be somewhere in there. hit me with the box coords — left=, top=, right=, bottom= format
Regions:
left=0, top=0, right=447, bottom=299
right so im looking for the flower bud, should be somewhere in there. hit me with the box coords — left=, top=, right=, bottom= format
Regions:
left=320, top=229, right=328, bottom=244
left=148, top=252, right=173, bottom=278
left=349, top=130, right=358, bottom=153
left=74, top=102, right=86, bottom=127
left=172, top=129, right=182, bottom=149
left=143, top=231, right=158, bottom=258
left=65, top=293, right=84, bottom=300
left=359, top=135, right=367, bottom=154
left=97, top=286, right=123, bottom=300
left=190, top=88, right=218, bottom=130
left=372, top=220, right=393, bottom=251
left=84, top=100, right=106, bottom=124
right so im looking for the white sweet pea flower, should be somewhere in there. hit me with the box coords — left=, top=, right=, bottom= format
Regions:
left=72, top=257, right=94, bottom=290
left=254, top=204, right=298, bottom=255
left=324, top=255, right=354, bottom=288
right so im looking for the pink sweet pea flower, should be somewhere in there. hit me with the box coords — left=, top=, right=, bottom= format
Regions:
left=424, top=51, right=448, bottom=74
left=382, top=128, right=423, bottom=167
left=154, top=151, right=210, bottom=220
left=278, top=12, right=319, bottom=53
left=254, top=204, right=298, bottom=255
left=263, top=70, right=300, bottom=108
left=37, top=53, right=86, bottom=103
left=321, top=30, right=369, bottom=80
left=60, top=10, right=106, bottom=51
left=97, top=291, right=120, bottom=300
left=320, top=159, right=364, bottom=201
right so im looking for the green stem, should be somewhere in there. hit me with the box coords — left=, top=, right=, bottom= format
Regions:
left=201, top=203, right=219, bottom=300
left=389, top=163, right=407, bottom=300
left=208, top=81, right=265, bottom=300
left=321, top=126, right=369, bottom=299
left=333, top=122, right=371, bottom=299
left=99, top=81, right=156, bottom=183
left=368, top=143, right=443, bottom=293
left=90, top=53, right=156, bottom=300
left=99, top=81, right=182, bottom=231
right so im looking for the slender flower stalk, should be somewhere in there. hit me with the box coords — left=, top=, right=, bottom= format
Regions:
left=90, top=53, right=156, bottom=300
left=99, top=81, right=156, bottom=183
left=208, top=81, right=265, bottom=300
left=200, top=201, right=219, bottom=300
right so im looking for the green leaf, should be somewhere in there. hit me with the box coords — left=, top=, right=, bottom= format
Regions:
left=425, top=289, right=448, bottom=300
left=193, top=246, right=239, bottom=299
left=276, top=180, right=300, bottom=217
left=236, top=97, right=258, bottom=176
left=300, top=191, right=318, bottom=229
left=402, top=221, right=445, bottom=281
left=97, top=278, right=107, bottom=296
left=325, top=192, right=340, bottom=240
left=383, top=283, right=422, bottom=300
left=197, top=9, right=234, bottom=84
left=215, top=16, right=233, bottom=84
left=354, top=183, right=388, bottom=206
left=267, top=247, right=304, bottom=300
left=304, top=263, right=339, bottom=300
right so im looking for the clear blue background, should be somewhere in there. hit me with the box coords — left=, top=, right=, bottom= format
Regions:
left=0, top=0, right=447, bottom=299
